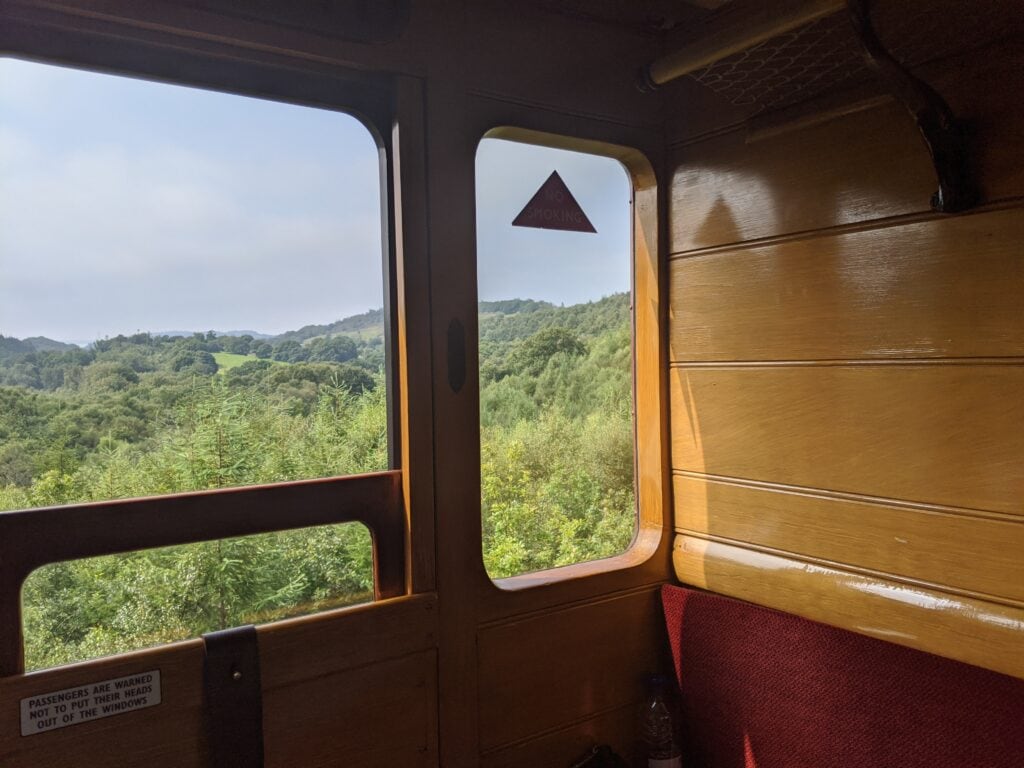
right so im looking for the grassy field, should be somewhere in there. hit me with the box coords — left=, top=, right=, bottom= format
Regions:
left=343, top=325, right=384, bottom=342
left=303, top=324, right=383, bottom=344
left=213, top=352, right=285, bottom=372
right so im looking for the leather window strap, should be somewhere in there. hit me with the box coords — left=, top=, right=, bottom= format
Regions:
left=203, top=625, right=264, bottom=768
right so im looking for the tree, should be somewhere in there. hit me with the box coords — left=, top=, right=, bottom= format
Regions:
left=307, top=334, right=358, bottom=363
left=508, top=326, right=586, bottom=377
left=330, top=363, right=375, bottom=395
left=83, top=361, right=139, bottom=392
left=222, top=335, right=253, bottom=355
left=272, top=340, right=307, bottom=363
left=170, top=350, right=218, bottom=376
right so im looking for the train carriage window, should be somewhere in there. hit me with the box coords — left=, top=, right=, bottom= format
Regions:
left=21, top=522, right=372, bottom=671
left=476, top=137, right=637, bottom=580
left=0, top=58, right=392, bottom=668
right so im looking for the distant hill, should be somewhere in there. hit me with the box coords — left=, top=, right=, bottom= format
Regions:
left=479, top=299, right=554, bottom=316
left=0, top=335, right=33, bottom=360
left=272, top=308, right=385, bottom=345
left=0, top=334, right=79, bottom=360
left=272, top=294, right=628, bottom=348
left=23, top=337, right=79, bottom=352
left=479, top=292, right=629, bottom=344
left=1, top=294, right=630, bottom=366
left=152, top=329, right=272, bottom=340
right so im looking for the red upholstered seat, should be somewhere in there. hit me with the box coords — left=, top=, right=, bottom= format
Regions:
left=661, top=584, right=1024, bottom=768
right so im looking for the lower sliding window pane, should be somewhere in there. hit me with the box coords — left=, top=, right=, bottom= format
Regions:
left=21, top=522, right=372, bottom=671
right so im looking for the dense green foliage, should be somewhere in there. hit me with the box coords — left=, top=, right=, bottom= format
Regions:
left=478, top=293, right=635, bottom=577
left=1, top=294, right=634, bottom=669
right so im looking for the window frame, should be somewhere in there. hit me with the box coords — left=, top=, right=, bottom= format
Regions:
left=472, top=125, right=668, bottom=598
left=0, top=47, right=412, bottom=675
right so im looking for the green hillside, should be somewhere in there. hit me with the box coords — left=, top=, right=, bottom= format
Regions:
left=1, top=295, right=634, bottom=671
left=272, top=307, right=385, bottom=344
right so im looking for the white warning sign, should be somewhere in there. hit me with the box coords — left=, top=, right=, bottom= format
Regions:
left=20, top=670, right=161, bottom=736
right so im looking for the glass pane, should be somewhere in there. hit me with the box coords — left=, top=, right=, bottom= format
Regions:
left=0, top=58, right=389, bottom=514
left=1, top=59, right=390, bottom=669
left=21, top=522, right=372, bottom=671
left=476, top=138, right=636, bottom=580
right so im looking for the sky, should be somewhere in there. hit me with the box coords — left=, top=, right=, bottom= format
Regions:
left=0, top=58, right=631, bottom=344
left=476, top=139, right=631, bottom=307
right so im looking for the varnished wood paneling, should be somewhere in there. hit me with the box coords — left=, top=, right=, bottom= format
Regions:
left=263, top=650, right=437, bottom=768
left=953, top=36, right=1024, bottom=205
left=0, top=642, right=204, bottom=768
left=673, top=535, right=1024, bottom=680
left=663, top=13, right=1024, bottom=692
left=258, top=594, right=437, bottom=689
left=481, top=704, right=639, bottom=768
left=393, top=76, right=437, bottom=595
left=669, top=208, right=1024, bottom=362
left=477, top=588, right=665, bottom=752
left=0, top=596, right=438, bottom=767
left=0, top=471, right=405, bottom=676
left=669, top=99, right=934, bottom=252
left=669, top=42, right=1024, bottom=252
left=670, top=365, right=1024, bottom=515
left=674, top=475, right=1024, bottom=604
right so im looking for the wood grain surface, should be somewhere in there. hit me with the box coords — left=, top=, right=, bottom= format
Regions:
left=0, top=595, right=439, bottom=768
left=481, top=704, right=639, bottom=768
left=477, top=587, right=665, bottom=752
left=0, top=642, right=205, bottom=768
left=674, top=474, right=1024, bottom=604
left=263, top=650, right=438, bottom=768
left=669, top=40, right=1024, bottom=252
left=674, top=535, right=1024, bottom=680
left=669, top=208, right=1024, bottom=362
left=670, top=364, right=1024, bottom=515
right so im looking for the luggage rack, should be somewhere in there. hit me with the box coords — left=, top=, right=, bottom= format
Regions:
left=639, top=0, right=982, bottom=212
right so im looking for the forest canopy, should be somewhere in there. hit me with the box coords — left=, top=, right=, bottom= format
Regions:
left=1, top=293, right=634, bottom=670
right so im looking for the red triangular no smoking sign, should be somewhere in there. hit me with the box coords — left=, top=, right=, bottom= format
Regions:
left=511, top=170, right=597, bottom=233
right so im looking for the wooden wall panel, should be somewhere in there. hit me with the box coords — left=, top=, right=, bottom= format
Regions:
left=259, top=594, right=438, bottom=689
left=0, top=596, right=438, bottom=768
left=0, top=643, right=204, bottom=768
left=670, top=365, right=1024, bottom=515
left=674, top=535, right=1024, bottom=681
left=669, top=40, right=1024, bottom=253
left=480, top=704, right=638, bottom=768
left=674, top=474, right=1024, bottom=604
left=670, top=99, right=934, bottom=252
left=263, top=650, right=437, bottom=768
left=667, top=29, right=1024, bottom=678
left=477, top=587, right=665, bottom=752
left=669, top=208, right=1024, bottom=362
left=951, top=36, right=1024, bottom=205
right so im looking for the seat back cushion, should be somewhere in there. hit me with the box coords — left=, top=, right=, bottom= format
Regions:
left=661, top=584, right=1024, bottom=768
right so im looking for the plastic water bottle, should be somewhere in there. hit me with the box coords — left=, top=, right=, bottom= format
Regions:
left=641, top=673, right=682, bottom=767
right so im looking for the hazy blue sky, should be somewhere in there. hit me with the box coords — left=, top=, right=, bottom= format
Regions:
left=476, top=139, right=630, bottom=307
left=0, top=58, right=630, bottom=343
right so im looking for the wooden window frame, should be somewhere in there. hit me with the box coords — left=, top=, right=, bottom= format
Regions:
left=0, top=38, right=420, bottom=677
left=474, top=125, right=668, bottom=595
left=0, top=472, right=405, bottom=676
